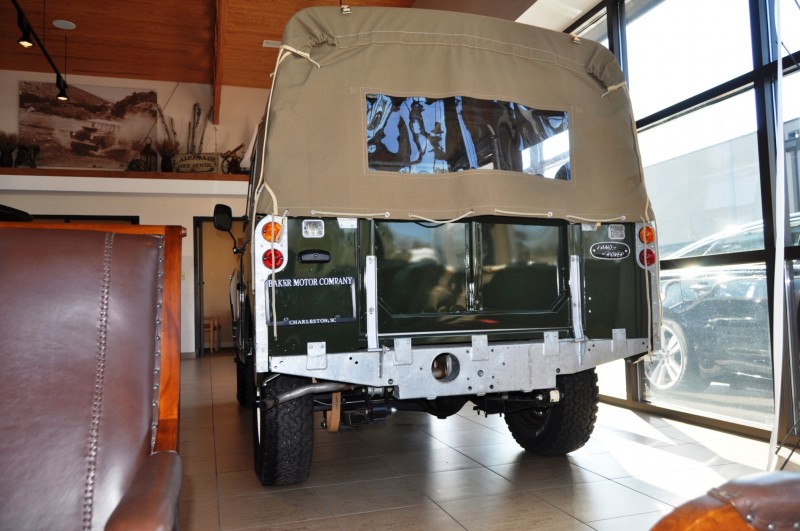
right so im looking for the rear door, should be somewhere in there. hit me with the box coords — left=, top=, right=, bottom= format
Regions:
left=372, top=217, right=571, bottom=341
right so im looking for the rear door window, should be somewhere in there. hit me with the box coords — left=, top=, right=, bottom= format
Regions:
left=366, top=94, right=570, bottom=178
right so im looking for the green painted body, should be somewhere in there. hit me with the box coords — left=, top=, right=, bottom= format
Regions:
left=264, top=216, right=650, bottom=355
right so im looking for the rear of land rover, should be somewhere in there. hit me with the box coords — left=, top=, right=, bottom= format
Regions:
left=247, top=204, right=659, bottom=488
left=253, top=210, right=659, bottom=399
left=231, top=6, right=660, bottom=486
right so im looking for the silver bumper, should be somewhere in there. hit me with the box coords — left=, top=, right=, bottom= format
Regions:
left=266, top=331, right=648, bottom=400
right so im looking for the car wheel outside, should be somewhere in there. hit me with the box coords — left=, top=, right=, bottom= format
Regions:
left=644, top=319, right=707, bottom=391
left=252, top=375, right=313, bottom=486
left=504, top=368, right=598, bottom=455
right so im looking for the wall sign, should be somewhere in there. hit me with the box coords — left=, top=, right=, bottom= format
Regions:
left=590, top=242, right=630, bottom=260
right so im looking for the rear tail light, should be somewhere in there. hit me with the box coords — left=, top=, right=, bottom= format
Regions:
left=262, top=249, right=284, bottom=270
left=257, top=215, right=289, bottom=273
left=639, top=249, right=656, bottom=267
left=637, top=224, right=657, bottom=268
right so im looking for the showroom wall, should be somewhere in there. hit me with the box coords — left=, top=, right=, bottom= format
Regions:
left=0, top=69, right=267, bottom=155
left=0, top=68, right=264, bottom=354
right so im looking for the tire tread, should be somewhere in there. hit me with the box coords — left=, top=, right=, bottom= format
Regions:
left=253, top=375, right=313, bottom=485
left=505, top=368, right=598, bottom=455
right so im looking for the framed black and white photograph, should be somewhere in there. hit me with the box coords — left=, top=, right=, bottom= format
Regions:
left=18, top=81, right=158, bottom=170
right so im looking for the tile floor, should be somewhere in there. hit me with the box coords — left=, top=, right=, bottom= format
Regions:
left=178, top=350, right=800, bottom=530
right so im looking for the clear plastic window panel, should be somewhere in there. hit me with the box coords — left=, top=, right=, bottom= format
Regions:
left=366, top=94, right=570, bottom=179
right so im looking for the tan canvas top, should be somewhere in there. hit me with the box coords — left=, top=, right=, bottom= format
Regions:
left=254, top=6, right=651, bottom=224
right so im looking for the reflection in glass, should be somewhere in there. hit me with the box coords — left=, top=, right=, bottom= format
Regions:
left=786, top=73, right=800, bottom=436
left=366, top=94, right=570, bottom=178
left=639, top=90, right=762, bottom=257
left=790, top=261, right=800, bottom=435
left=477, top=223, right=562, bottom=312
left=374, top=221, right=468, bottom=314
left=785, top=74, right=800, bottom=222
left=643, top=264, right=774, bottom=428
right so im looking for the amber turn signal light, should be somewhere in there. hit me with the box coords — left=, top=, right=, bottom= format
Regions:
left=638, top=226, right=655, bottom=244
left=262, top=221, right=282, bottom=242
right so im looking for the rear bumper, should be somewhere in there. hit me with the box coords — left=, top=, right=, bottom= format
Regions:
left=263, top=331, right=650, bottom=399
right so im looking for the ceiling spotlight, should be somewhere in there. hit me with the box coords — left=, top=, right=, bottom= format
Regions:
left=56, top=76, right=68, bottom=101
left=17, top=15, right=34, bottom=48
left=18, top=31, right=34, bottom=48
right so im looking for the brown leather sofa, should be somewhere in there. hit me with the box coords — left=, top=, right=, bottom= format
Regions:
left=652, top=470, right=800, bottom=531
left=0, top=222, right=184, bottom=530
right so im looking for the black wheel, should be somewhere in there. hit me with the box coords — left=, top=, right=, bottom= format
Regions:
left=235, top=355, right=255, bottom=407
left=505, top=368, right=598, bottom=455
left=644, top=319, right=707, bottom=391
left=253, top=375, right=313, bottom=486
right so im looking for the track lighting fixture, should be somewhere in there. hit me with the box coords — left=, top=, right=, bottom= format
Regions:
left=57, top=35, right=69, bottom=101
left=17, top=28, right=34, bottom=48
left=17, top=12, right=33, bottom=48
left=11, top=0, right=73, bottom=102
left=56, top=75, right=68, bottom=101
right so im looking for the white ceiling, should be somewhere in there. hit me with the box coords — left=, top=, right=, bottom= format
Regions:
left=516, top=0, right=600, bottom=30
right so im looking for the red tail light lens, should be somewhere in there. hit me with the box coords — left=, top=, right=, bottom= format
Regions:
left=262, top=249, right=284, bottom=269
left=639, top=249, right=656, bottom=267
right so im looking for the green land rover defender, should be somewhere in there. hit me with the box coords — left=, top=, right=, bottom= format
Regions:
left=214, top=6, right=661, bottom=486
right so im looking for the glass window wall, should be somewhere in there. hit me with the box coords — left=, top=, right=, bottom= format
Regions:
left=790, top=260, right=800, bottom=436
left=785, top=72, right=800, bottom=434
left=625, top=0, right=753, bottom=119
left=638, top=91, right=763, bottom=258
left=781, top=0, right=800, bottom=59
left=644, top=263, right=774, bottom=427
left=578, top=0, right=800, bottom=435
left=637, top=91, right=774, bottom=428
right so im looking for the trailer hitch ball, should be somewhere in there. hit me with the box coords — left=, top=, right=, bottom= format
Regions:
left=432, top=353, right=460, bottom=382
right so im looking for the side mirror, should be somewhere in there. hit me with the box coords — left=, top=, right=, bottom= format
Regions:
left=213, top=204, right=233, bottom=232
left=213, top=204, right=246, bottom=255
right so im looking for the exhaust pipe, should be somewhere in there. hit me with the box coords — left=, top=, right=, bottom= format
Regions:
left=261, top=381, right=354, bottom=410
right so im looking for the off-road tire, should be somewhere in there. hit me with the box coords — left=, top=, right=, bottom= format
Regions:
left=253, top=375, right=313, bottom=485
left=505, top=368, right=598, bottom=455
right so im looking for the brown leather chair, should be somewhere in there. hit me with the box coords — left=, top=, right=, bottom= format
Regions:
left=652, top=470, right=800, bottom=531
left=0, top=222, right=184, bottom=530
